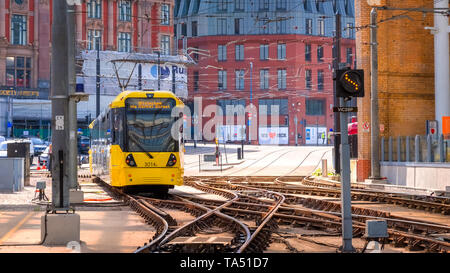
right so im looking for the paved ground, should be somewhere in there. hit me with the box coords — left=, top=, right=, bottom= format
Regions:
left=184, top=143, right=333, bottom=177
left=0, top=171, right=155, bottom=253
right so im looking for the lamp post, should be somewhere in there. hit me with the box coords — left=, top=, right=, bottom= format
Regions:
left=249, top=61, right=253, bottom=144
left=95, top=35, right=100, bottom=118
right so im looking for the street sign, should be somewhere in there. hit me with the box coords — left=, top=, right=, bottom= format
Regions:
left=363, top=122, right=370, bottom=133
left=333, top=107, right=358, bottom=113
left=426, top=120, right=438, bottom=135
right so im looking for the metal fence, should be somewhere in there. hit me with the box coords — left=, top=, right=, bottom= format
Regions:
left=381, top=134, right=450, bottom=163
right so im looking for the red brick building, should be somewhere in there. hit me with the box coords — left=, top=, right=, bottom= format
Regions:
left=174, top=0, right=356, bottom=145
left=0, top=0, right=174, bottom=136
left=0, top=0, right=174, bottom=98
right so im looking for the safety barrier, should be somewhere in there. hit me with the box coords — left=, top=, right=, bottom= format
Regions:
left=381, top=134, right=450, bottom=163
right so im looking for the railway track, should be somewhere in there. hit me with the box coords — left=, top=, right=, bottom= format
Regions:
left=90, top=175, right=450, bottom=253
left=191, top=176, right=450, bottom=215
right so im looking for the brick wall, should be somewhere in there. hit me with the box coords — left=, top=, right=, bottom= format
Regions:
left=355, top=0, right=437, bottom=181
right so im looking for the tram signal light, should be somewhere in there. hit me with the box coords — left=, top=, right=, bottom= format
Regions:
left=336, top=69, right=365, bottom=98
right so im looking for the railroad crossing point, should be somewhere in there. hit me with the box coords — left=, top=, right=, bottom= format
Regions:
left=41, top=213, right=80, bottom=245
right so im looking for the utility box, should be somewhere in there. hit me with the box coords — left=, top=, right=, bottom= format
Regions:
left=0, top=158, right=24, bottom=192
left=365, top=220, right=388, bottom=238
left=7, top=142, right=30, bottom=186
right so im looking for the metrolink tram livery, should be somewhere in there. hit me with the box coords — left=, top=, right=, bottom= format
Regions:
left=89, top=91, right=185, bottom=194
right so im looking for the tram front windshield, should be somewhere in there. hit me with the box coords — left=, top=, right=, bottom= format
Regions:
left=125, top=98, right=179, bottom=153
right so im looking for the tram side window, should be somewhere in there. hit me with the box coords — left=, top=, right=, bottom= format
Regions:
left=106, top=111, right=111, bottom=145
left=112, top=108, right=124, bottom=148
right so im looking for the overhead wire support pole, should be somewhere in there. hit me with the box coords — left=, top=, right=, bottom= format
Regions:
left=96, top=36, right=101, bottom=118
left=370, top=8, right=381, bottom=180
left=67, top=3, right=78, bottom=189
left=51, top=0, right=70, bottom=210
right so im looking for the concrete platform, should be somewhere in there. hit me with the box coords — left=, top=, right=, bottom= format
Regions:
left=0, top=171, right=156, bottom=253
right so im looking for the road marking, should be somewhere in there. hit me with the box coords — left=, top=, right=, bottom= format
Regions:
left=0, top=212, right=35, bottom=244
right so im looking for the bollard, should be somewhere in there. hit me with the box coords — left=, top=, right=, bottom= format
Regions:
left=415, top=135, right=420, bottom=162
left=439, top=134, right=445, bottom=162
left=322, top=159, right=328, bottom=177
left=388, top=137, right=393, bottom=162
left=426, top=134, right=432, bottom=162
left=405, top=136, right=410, bottom=162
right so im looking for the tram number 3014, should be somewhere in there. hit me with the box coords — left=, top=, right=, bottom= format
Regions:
left=223, top=257, right=269, bottom=268
left=144, top=162, right=157, bottom=167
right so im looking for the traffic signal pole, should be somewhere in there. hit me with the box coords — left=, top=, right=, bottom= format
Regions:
left=333, top=14, right=341, bottom=175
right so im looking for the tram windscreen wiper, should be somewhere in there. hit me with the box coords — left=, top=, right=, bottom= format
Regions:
left=128, top=134, right=154, bottom=159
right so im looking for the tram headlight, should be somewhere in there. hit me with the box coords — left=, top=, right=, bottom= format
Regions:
left=166, top=154, right=177, bottom=167
left=126, top=154, right=137, bottom=167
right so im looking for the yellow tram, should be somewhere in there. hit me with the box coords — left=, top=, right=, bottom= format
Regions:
left=89, top=90, right=185, bottom=194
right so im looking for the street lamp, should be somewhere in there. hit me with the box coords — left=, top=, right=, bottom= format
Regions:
left=95, top=35, right=101, bottom=118
left=249, top=61, right=253, bottom=144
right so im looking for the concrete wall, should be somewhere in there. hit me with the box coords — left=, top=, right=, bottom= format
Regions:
left=380, top=162, right=450, bottom=191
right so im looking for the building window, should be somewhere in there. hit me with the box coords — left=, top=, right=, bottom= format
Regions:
left=305, top=44, right=311, bottom=62
left=318, top=19, right=325, bottom=36
left=87, top=0, right=102, bottom=19
left=305, top=18, right=312, bottom=35
left=217, top=18, right=227, bottom=35
left=218, top=45, right=227, bottom=61
left=118, top=1, right=131, bottom=21
left=160, top=35, right=170, bottom=55
left=277, top=43, right=286, bottom=60
left=181, top=23, right=187, bottom=36
left=235, top=69, right=245, bottom=90
left=305, top=69, right=312, bottom=89
left=161, top=4, right=170, bottom=25
left=193, top=71, right=199, bottom=92
left=192, top=21, right=198, bottom=37
left=276, top=0, right=287, bottom=10
left=317, top=45, right=324, bottom=62
left=218, top=70, right=227, bottom=90
left=11, top=15, right=27, bottom=45
left=118, top=32, right=131, bottom=52
left=87, top=29, right=102, bottom=50
left=346, top=23, right=354, bottom=38
left=260, top=69, right=269, bottom=90
left=235, top=18, right=243, bottom=34
left=346, top=48, right=353, bottom=65
left=259, top=99, right=288, bottom=115
left=5, top=56, right=32, bottom=88
left=260, top=44, right=269, bottom=61
left=218, top=0, right=227, bottom=12
left=276, top=18, right=287, bottom=34
left=306, top=99, right=324, bottom=115
left=235, top=0, right=244, bottom=11
left=235, top=44, right=244, bottom=61
left=217, top=99, right=246, bottom=116
left=259, top=0, right=269, bottom=11
left=277, top=69, right=286, bottom=90
left=317, top=70, right=324, bottom=91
